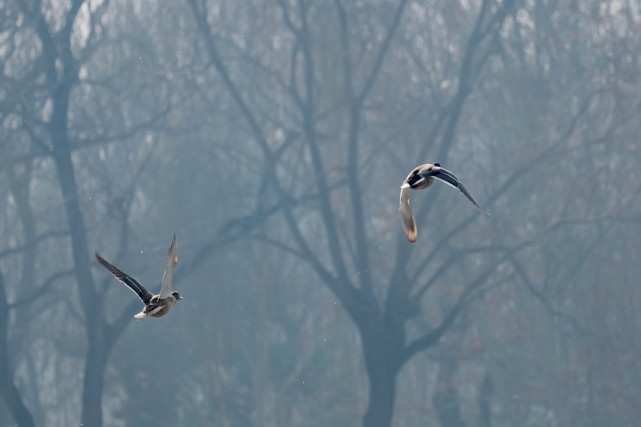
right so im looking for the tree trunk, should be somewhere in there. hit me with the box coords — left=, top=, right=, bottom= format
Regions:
left=0, top=272, right=36, bottom=427
left=361, top=326, right=401, bottom=427
left=80, top=336, right=108, bottom=427
left=362, top=365, right=396, bottom=427
left=7, top=164, right=45, bottom=424
left=54, top=149, right=108, bottom=427
left=51, top=85, right=108, bottom=427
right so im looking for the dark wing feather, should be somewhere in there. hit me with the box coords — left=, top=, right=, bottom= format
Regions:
left=95, top=253, right=153, bottom=303
left=432, top=168, right=490, bottom=216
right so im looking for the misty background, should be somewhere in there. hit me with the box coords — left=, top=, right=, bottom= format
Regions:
left=1, top=0, right=640, bottom=426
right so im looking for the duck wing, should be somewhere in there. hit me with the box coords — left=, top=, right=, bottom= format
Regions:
left=95, top=253, right=153, bottom=304
left=399, top=186, right=418, bottom=243
left=432, top=168, right=490, bottom=216
left=158, top=234, right=178, bottom=299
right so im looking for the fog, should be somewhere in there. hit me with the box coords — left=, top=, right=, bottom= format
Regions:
left=1, top=0, right=641, bottom=426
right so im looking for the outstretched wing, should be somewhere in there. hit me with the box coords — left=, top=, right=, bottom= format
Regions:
left=95, top=253, right=153, bottom=304
left=158, top=234, right=178, bottom=299
left=432, top=168, right=490, bottom=216
left=399, top=186, right=418, bottom=243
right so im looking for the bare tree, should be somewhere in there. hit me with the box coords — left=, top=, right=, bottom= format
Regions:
left=3, top=0, right=641, bottom=425
left=7, top=1, right=176, bottom=425
left=187, top=0, right=517, bottom=425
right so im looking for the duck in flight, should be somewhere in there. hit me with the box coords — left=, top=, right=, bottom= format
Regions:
left=95, top=234, right=182, bottom=318
left=400, top=163, right=489, bottom=243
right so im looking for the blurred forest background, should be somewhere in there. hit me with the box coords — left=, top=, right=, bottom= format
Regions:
left=1, top=0, right=641, bottom=426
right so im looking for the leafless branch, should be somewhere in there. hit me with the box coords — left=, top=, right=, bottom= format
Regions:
left=0, top=231, right=69, bottom=260
left=402, top=255, right=508, bottom=363
left=10, top=269, right=74, bottom=309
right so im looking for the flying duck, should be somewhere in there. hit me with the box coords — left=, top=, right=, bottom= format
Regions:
left=400, top=163, right=489, bottom=243
left=95, top=234, right=182, bottom=318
